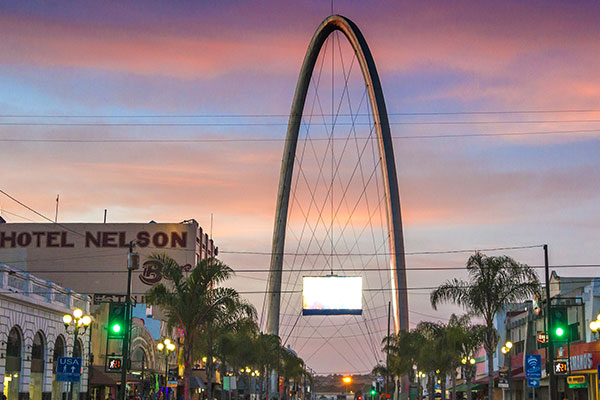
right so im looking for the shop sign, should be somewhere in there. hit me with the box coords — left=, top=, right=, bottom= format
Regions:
left=570, top=353, right=593, bottom=371
left=567, top=376, right=585, bottom=385
left=536, top=331, right=548, bottom=344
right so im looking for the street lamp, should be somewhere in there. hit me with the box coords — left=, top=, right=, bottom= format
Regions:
left=63, top=308, right=92, bottom=400
left=589, top=314, right=600, bottom=339
left=342, top=376, right=352, bottom=394
left=157, top=338, right=176, bottom=399
left=501, top=341, right=513, bottom=400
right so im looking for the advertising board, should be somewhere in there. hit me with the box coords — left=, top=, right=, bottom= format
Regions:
left=302, top=276, right=362, bottom=315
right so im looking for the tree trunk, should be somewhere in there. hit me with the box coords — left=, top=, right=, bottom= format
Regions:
left=465, top=366, right=472, bottom=400
left=183, top=346, right=192, bottom=400
left=428, top=374, right=435, bottom=400
left=441, top=375, right=446, bottom=400
left=486, top=347, right=494, bottom=400
left=451, top=372, right=456, bottom=400
left=207, top=362, right=213, bottom=400
left=184, top=337, right=193, bottom=400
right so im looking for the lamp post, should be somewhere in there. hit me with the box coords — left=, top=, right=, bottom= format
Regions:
left=157, top=338, right=176, bottom=399
left=501, top=341, right=513, bottom=400
left=461, top=357, right=476, bottom=400
left=63, top=308, right=92, bottom=400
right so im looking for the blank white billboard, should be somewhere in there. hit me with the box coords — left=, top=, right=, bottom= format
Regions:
left=302, top=276, right=362, bottom=315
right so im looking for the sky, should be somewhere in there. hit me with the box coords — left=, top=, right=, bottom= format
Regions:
left=1, top=0, right=600, bottom=374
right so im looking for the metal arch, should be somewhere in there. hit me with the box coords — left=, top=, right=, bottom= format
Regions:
left=266, top=14, right=408, bottom=336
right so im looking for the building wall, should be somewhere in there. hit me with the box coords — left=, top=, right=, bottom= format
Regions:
left=0, top=264, right=91, bottom=400
left=0, top=220, right=217, bottom=303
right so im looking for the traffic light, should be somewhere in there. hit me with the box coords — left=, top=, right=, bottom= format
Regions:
left=108, top=302, right=126, bottom=338
left=550, top=306, right=568, bottom=340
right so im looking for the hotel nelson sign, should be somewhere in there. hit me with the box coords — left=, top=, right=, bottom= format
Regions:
left=0, top=223, right=199, bottom=294
left=0, top=230, right=188, bottom=249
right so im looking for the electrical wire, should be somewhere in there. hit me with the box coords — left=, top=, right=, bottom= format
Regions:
left=2, top=128, right=600, bottom=143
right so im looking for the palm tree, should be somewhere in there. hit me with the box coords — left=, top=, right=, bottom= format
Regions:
left=380, top=328, right=429, bottom=399
left=198, top=314, right=257, bottom=400
left=145, top=254, right=255, bottom=400
left=415, top=322, right=453, bottom=400
left=445, top=314, right=485, bottom=400
left=430, top=252, right=540, bottom=400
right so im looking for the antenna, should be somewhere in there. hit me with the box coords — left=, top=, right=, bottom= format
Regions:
left=210, top=213, right=213, bottom=240
left=54, top=194, right=59, bottom=222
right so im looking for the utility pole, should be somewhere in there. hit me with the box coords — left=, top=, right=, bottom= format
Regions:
left=386, top=301, right=391, bottom=396
left=120, top=241, right=139, bottom=400
left=544, top=244, right=555, bottom=400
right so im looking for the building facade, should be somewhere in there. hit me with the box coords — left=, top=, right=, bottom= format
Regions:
left=0, top=263, right=91, bottom=400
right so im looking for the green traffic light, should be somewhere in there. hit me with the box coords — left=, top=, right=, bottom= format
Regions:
left=112, top=323, right=122, bottom=334
left=555, top=327, right=565, bottom=337
left=370, top=390, right=377, bottom=396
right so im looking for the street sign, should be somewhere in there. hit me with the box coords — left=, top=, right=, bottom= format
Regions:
left=498, top=382, right=509, bottom=389
left=527, top=379, right=540, bottom=388
left=525, top=354, right=542, bottom=379
left=554, top=359, right=568, bottom=375
left=56, top=357, right=82, bottom=382
left=536, top=331, right=548, bottom=344
left=597, top=365, right=600, bottom=391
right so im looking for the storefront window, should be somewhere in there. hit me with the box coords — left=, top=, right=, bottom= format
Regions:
left=30, top=331, right=45, bottom=400
left=52, top=335, right=66, bottom=400
left=5, top=327, right=22, bottom=400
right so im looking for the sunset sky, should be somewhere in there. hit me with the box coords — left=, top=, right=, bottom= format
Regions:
left=1, top=1, right=600, bottom=374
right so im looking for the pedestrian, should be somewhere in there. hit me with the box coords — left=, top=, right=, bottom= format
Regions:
left=1, top=393, right=8, bottom=400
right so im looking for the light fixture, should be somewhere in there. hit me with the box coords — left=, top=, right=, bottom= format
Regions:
left=73, top=309, right=83, bottom=319
left=157, top=343, right=164, bottom=351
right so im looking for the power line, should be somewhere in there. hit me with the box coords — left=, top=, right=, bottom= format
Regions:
left=3, top=279, right=600, bottom=297
left=6, top=264, right=600, bottom=274
left=2, top=120, right=600, bottom=127
left=218, top=244, right=542, bottom=256
left=2, top=128, right=599, bottom=143
left=2, top=109, right=600, bottom=118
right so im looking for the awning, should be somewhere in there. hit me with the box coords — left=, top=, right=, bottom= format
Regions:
left=89, top=366, right=118, bottom=386
left=190, top=377, right=206, bottom=389
left=453, top=383, right=482, bottom=392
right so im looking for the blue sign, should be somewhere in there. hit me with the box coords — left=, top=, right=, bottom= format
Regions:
left=597, top=365, right=600, bottom=391
left=527, top=379, right=540, bottom=388
left=525, top=354, right=542, bottom=379
left=56, top=357, right=82, bottom=382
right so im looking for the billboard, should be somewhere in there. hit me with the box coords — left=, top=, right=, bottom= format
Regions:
left=302, top=276, right=362, bottom=315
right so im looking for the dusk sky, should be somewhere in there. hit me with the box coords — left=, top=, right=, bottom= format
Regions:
left=2, top=1, right=600, bottom=374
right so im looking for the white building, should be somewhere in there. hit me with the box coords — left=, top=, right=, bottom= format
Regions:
left=0, top=263, right=91, bottom=400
